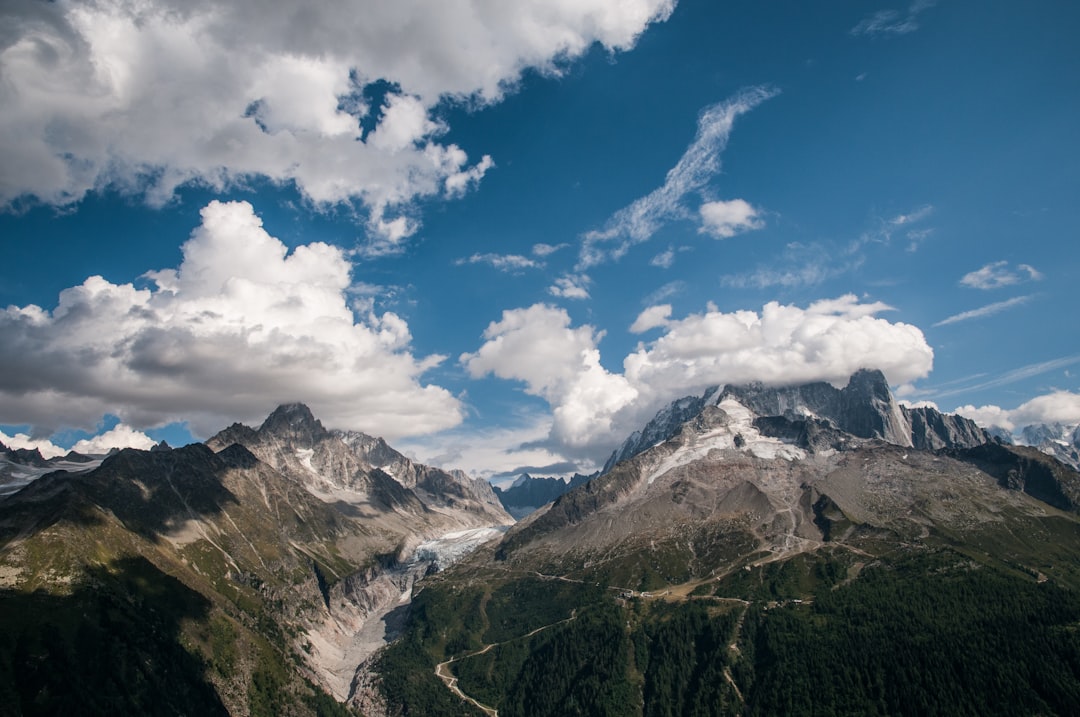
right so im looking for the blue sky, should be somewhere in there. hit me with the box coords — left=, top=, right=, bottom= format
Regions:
left=1, top=0, right=1078, bottom=479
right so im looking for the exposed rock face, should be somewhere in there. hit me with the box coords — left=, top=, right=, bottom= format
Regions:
left=207, top=403, right=511, bottom=528
left=604, top=395, right=709, bottom=472
left=493, top=472, right=594, bottom=519
left=1, top=404, right=514, bottom=711
left=603, top=368, right=990, bottom=473
left=495, top=373, right=1080, bottom=584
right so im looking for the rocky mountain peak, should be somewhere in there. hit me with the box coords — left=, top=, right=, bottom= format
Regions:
left=258, top=402, right=328, bottom=445
left=603, top=368, right=990, bottom=473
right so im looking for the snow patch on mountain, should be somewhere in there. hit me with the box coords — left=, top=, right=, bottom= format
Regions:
left=646, top=398, right=806, bottom=484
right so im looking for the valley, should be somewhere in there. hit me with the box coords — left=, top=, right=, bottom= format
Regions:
left=3, top=371, right=1080, bottom=716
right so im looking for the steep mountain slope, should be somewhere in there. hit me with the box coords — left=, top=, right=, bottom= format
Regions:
left=371, top=370, right=1080, bottom=717
left=492, top=472, right=594, bottom=519
left=0, top=405, right=512, bottom=715
left=605, top=369, right=989, bottom=472
left=207, top=403, right=510, bottom=530
left=0, top=442, right=359, bottom=715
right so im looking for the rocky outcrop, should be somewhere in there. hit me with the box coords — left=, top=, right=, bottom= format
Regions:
left=903, top=405, right=987, bottom=451
left=207, top=403, right=512, bottom=526
left=603, top=368, right=991, bottom=473
left=604, top=395, right=709, bottom=472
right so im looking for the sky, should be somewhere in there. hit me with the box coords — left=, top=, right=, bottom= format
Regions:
left=1, top=0, right=1078, bottom=481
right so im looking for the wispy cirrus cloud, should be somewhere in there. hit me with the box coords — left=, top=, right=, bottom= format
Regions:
left=579, top=86, right=778, bottom=268
left=933, top=295, right=1033, bottom=327
left=720, top=242, right=863, bottom=290
left=851, top=0, right=938, bottom=37
left=456, top=253, right=543, bottom=272
left=959, top=261, right=1044, bottom=290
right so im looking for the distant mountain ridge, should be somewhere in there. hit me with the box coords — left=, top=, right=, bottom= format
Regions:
left=605, top=368, right=990, bottom=472
left=493, top=472, right=594, bottom=519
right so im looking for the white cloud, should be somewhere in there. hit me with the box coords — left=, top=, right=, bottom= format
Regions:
left=532, top=243, right=568, bottom=258
left=0, top=430, right=66, bottom=460
left=71, top=425, right=156, bottom=455
left=955, top=391, right=1080, bottom=433
left=0, top=422, right=153, bottom=458
left=0, top=200, right=461, bottom=441
left=456, top=253, right=542, bottom=272
left=1011, top=391, right=1080, bottom=427
left=630, top=305, right=673, bottom=333
left=888, top=204, right=934, bottom=226
left=960, top=261, right=1044, bottom=290
left=698, top=199, right=764, bottom=238
left=464, top=295, right=933, bottom=460
left=650, top=248, right=676, bottom=268
left=461, top=304, right=638, bottom=454
left=0, top=0, right=674, bottom=247
left=851, top=1, right=937, bottom=37
left=580, top=86, right=778, bottom=267
left=624, top=295, right=933, bottom=400
left=854, top=205, right=934, bottom=250
left=898, top=400, right=939, bottom=411
left=933, top=295, right=1031, bottom=327
left=397, top=410, right=579, bottom=482
left=548, top=274, right=592, bottom=300
left=953, top=404, right=1017, bottom=432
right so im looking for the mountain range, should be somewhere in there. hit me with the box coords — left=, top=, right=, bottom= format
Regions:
left=370, top=369, right=1080, bottom=716
left=0, top=403, right=510, bottom=714
left=3, top=370, right=1080, bottom=715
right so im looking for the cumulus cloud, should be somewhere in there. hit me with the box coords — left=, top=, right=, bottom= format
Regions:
left=933, top=295, right=1032, bottom=327
left=580, top=86, right=778, bottom=267
left=0, top=429, right=67, bottom=460
left=0, top=200, right=461, bottom=440
left=623, top=294, right=933, bottom=399
left=953, top=403, right=1017, bottom=432
left=464, top=295, right=933, bottom=460
left=461, top=304, right=638, bottom=454
left=960, top=261, right=1044, bottom=290
left=0, top=422, right=154, bottom=459
left=71, top=425, right=157, bottom=455
left=698, top=199, right=764, bottom=238
left=630, top=305, right=673, bottom=333
left=955, top=391, right=1080, bottom=434
left=0, top=0, right=674, bottom=248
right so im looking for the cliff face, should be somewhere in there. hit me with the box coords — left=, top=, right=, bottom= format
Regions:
left=604, top=368, right=990, bottom=473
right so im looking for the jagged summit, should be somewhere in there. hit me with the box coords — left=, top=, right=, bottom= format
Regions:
left=605, top=368, right=990, bottom=473
left=257, top=402, right=329, bottom=445
left=207, top=403, right=512, bottom=526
